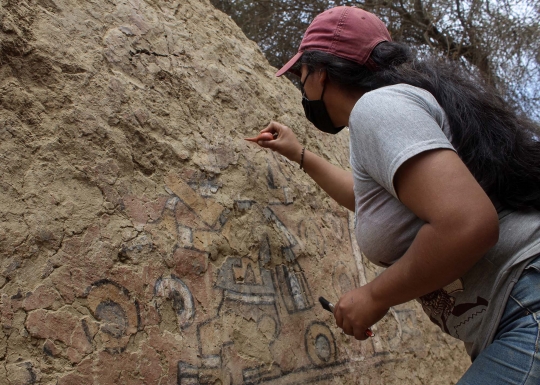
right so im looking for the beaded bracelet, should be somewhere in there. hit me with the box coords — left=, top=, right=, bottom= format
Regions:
left=300, top=147, right=306, bottom=172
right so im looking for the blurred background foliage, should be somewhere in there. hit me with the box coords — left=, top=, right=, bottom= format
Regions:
left=211, top=0, right=540, bottom=122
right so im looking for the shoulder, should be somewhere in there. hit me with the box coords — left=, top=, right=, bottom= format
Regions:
left=350, top=84, right=444, bottom=125
left=359, top=83, right=438, bottom=106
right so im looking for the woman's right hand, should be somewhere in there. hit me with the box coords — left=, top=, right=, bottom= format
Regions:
left=252, top=122, right=356, bottom=212
left=250, top=121, right=304, bottom=164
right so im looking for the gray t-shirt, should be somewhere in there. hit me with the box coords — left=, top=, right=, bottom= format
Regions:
left=349, top=83, right=540, bottom=360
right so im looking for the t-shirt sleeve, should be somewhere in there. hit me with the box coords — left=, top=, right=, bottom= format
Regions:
left=349, top=85, right=456, bottom=200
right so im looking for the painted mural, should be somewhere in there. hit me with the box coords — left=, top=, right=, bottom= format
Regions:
left=0, top=0, right=469, bottom=383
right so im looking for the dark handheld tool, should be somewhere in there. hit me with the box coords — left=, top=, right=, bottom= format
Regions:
left=319, top=296, right=335, bottom=312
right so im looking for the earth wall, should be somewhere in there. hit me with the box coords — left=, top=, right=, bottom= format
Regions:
left=0, top=0, right=470, bottom=383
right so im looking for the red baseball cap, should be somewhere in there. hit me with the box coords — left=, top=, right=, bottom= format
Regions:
left=276, top=6, right=391, bottom=77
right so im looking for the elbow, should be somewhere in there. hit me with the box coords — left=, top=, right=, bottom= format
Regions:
left=481, top=216, right=499, bottom=252
left=437, top=204, right=499, bottom=256
left=464, top=206, right=500, bottom=255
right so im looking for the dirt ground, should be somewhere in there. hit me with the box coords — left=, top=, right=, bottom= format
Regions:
left=0, top=0, right=471, bottom=383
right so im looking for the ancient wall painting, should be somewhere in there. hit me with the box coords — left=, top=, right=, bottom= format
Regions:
left=14, top=161, right=454, bottom=384
left=0, top=1, right=470, bottom=382
left=152, top=168, right=362, bottom=383
left=84, top=279, right=141, bottom=354
left=154, top=275, right=196, bottom=331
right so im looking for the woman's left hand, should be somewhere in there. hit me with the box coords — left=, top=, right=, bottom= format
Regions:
left=333, top=284, right=389, bottom=340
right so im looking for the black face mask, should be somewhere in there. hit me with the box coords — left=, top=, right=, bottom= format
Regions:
left=301, top=72, right=345, bottom=135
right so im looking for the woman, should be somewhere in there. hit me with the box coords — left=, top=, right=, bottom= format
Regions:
left=253, top=6, right=540, bottom=384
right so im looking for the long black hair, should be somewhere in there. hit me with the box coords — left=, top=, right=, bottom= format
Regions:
left=300, top=43, right=540, bottom=211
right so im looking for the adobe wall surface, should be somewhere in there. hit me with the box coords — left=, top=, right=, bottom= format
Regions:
left=0, top=0, right=470, bottom=383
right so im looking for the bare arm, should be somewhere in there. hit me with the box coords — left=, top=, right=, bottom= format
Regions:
left=299, top=149, right=355, bottom=211
left=334, top=149, right=499, bottom=339
left=371, top=149, right=499, bottom=304
left=256, top=122, right=355, bottom=211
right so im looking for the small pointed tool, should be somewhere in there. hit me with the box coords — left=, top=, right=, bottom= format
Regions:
left=318, top=296, right=375, bottom=338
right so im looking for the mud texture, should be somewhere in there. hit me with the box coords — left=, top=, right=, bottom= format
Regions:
left=0, top=0, right=470, bottom=384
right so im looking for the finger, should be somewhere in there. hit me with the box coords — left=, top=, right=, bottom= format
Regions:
left=260, top=121, right=284, bottom=137
left=257, top=139, right=275, bottom=149
left=245, top=132, right=275, bottom=142
left=258, top=130, right=279, bottom=141
left=353, top=327, right=369, bottom=341
left=341, top=319, right=353, bottom=336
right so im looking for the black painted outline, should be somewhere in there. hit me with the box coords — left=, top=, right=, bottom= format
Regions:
left=304, top=321, right=337, bottom=367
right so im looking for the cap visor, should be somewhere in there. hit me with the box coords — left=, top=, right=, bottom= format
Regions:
left=275, top=51, right=303, bottom=77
